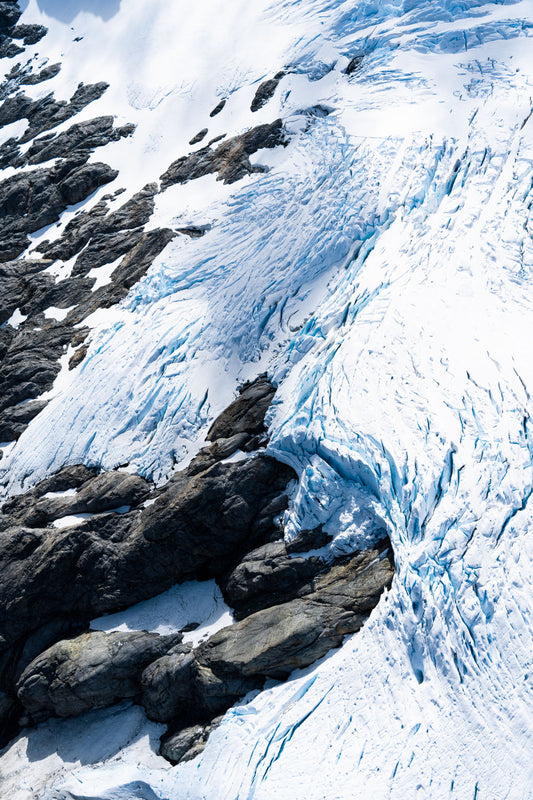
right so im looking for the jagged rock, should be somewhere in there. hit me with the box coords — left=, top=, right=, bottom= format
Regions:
left=0, top=258, right=53, bottom=325
left=0, top=456, right=295, bottom=651
left=0, top=1, right=21, bottom=30
left=20, top=470, right=152, bottom=527
left=160, top=119, right=287, bottom=188
left=20, top=63, right=61, bottom=85
left=0, top=82, right=109, bottom=143
left=141, top=542, right=394, bottom=723
left=4, top=465, right=98, bottom=514
left=186, top=433, right=250, bottom=477
left=67, top=227, right=176, bottom=323
left=206, top=374, right=276, bottom=442
left=0, top=322, right=73, bottom=413
left=159, top=716, right=223, bottom=764
left=346, top=55, right=364, bottom=75
left=11, top=23, right=47, bottom=44
left=209, top=99, right=226, bottom=117
left=38, top=182, right=159, bottom=265
left=250, top=71, right=285, bottom=112
left=0, top=158, right=118, bottom=260
left=68, top=344, right=88, bottom=370
left=21, top=116, right=135, bottom=167
left=17, top=630, right=183, bottom=721
left=176, top=225, right=208, bottom=238
left=0, top=39, right=24, bottom=58
left=0, top=399, right=48, bottom=441
left=136, top=456, right=295, bottom=574
left=218, top=530, right=332, bottom=620
left=189, top=128, right=208, bottom=145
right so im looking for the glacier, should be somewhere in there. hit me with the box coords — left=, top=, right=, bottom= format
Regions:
left=1, top=0, right=533, bottom=797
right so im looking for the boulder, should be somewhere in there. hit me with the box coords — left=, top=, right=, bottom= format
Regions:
left=0, top=456, right=296, bottom=651
left=141, top=542, right=394, bottom=724
left=17, top=630, right=182, bottom=721
left=218, top=530, right=332, bottom=620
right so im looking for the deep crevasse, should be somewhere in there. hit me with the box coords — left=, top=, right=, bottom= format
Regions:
left=1, top=0, right=533, bottom=797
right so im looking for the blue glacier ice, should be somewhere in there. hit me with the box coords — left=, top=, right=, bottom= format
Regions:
left=1, top=0, right=533, bottom=797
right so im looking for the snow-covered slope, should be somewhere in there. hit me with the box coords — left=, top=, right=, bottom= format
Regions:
left=1, top=0, right=533, bottom=797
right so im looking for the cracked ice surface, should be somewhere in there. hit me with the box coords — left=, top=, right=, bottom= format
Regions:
left=2, top=0, right=533, bottom=797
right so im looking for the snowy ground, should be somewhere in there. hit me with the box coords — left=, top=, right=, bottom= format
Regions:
left=2, top=0, right=533, bottom=797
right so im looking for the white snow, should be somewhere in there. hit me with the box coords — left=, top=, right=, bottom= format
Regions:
left=90, top=578, right=234, bottom=647
left=2, top=308, right=27, bottom=329
left=2, top=0, right=533, bottom=798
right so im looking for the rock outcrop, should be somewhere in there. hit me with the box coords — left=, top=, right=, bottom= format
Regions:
left=0, top=455, right=295, bottom=651
left=218, top=528, right=333, bottom=619
left=250, top=71, right=285, bottom=112
left=141, top=542, right=394, bottom=723
left=160, top=119, right=287, bottom=188
left=17, top=630, right=183, bottom=721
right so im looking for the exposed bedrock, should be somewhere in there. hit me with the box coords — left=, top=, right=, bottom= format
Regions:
left=0, top=455, right=296, bottom=652
left=0, top=157, right=119, bottom=261
left=141, top=542, right=394, bottom=724
left=218, top=527, right=333, bottom=620
left=0, top=1, right=22, bottom=31
left=0, top=181, right=172, bottom=440
left=16, top=630, right=183, bottom=722
left=250, top=71, right=285, bottom=112
left=186, top=374, right=276, bottom=475
left=159, top=716, right=224, bottom=765
left=0, top=81, right=109, bottom=143
left=160, top=119, right=287, bottom=188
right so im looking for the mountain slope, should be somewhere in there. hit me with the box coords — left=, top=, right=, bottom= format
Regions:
left=1, top=0, right=533, bottom=798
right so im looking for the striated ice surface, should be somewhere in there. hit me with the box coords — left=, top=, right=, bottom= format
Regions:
left=1, top=0, right=533, bottom=797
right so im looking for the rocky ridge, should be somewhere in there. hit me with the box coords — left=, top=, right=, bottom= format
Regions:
left=0, top=3, right=394, bottom=769
left=0, top=375, right=394, bottom=762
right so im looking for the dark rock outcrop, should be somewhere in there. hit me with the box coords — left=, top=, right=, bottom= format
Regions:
left=0, top=1, right=22, bottom=31
left=10, top=23, right=47, bottom=45
left=219, top=528, right=333, bottom=620
left=0, top=158, right=118, bottom=261
left=346, top=55, right=364, bottom=75
left=209, top=99, right=226, bottom=117
left=250, top=71, right=285, bottom=112
left=0, top=456, right=295, bottom=651
left=17, top=630, right=183, bottom=721
left=141, top=542, right=394, bottom=723
left=20, top=471, right=152, bottom=527
left=186, top=375, right=277, bottom=476
left=189, top=128, right=207, bottom=145
left=207, top=374, right=276, bottom=442
left=0, top=82, right=109, bottom=143
left=160, top=716, right=223, bottom=764
left=20, top=63, right=61, bottom=86
left=160, top=119, right=287, bottom=188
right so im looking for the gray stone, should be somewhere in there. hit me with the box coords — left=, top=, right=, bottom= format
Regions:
left=141, top=542, right=394, bottom=724
left=0, top=456, right=295, bottom=651
left=159, top=716, right=223, bottom=764
left=250, top=71, right=285, bottom=112
left=17, top=630, right=182, bottom=721
left=219, top=534, right=331, bottom=620
left=160, top=119, right=287, bottom=188
left=21, top=470, right=152, bottom=527
left=206, top=374, right=276, bottom=443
